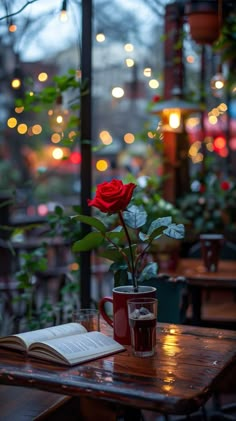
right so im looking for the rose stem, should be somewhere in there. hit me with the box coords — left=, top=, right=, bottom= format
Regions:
left=118, top=211, right=138, bottom=292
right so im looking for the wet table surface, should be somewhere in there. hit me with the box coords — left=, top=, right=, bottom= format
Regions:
left=0, top=323, right=236, bottom=416
left=168, top=258, right=236, bottom=286
left=165, top=258, right=236, bottom=325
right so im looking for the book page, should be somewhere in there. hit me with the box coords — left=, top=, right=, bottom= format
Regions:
left=0, top=323, right=87, bottom=350
left=29, top=331, right=125, bottom=365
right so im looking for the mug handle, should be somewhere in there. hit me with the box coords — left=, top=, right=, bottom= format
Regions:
left=99, top=296, right=113, bottom=327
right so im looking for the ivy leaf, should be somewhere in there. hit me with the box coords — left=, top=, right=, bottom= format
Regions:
left=72, top=232, right=104, bottom=252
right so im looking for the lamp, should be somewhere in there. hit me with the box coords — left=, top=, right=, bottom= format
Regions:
left=151, top=87, right=201, bottom=132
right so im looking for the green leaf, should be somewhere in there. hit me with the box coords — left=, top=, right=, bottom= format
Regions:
left=138, top=231, right=149, bottom=242
left=72, top=232, right=104, bottom=251
left=123, top=205, right=147, bottom=229
left=106, top=230, right=124, bottom=243
left=99, top=248, right=125, bottom=262
left=148, top=216, right=172, bottom=235
left=163, top=223, right=185, bottom=239
left=72, top=215, right=106, bottom=233
left=139, top=262, right=158, bottom=282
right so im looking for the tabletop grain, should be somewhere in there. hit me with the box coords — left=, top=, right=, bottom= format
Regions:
left=0, top=323, right=236, bottom=416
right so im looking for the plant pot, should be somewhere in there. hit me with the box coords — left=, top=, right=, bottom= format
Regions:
left=99, top=285, right=156, bottom=345
left=185, top=0, right=221, bottom=45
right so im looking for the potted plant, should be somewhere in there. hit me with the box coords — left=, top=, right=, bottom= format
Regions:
left=72, top=179, right=184, bottom=344
left=185, top=0, right=221, bottom=45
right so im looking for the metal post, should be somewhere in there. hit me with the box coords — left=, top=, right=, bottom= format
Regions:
left=80, top=0, right=92, bottom=307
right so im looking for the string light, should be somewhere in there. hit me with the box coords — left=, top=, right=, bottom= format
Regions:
left=96, top=31, right=105, bottom=42
left=8, top=20, right=17, bottom=32
left=60, top=0, right=68, bottom=22
left=48, top=96, right=69, bottom=132
left=210, top=72, right=225, bottom=97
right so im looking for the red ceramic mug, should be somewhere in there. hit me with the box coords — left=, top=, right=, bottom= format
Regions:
left=99, top=285, right=157, bottom=345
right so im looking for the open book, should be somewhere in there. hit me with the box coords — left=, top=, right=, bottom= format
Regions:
left=0, top=323, right=125, bottom=366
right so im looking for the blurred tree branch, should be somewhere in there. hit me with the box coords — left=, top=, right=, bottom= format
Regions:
left=0, top=0, right=38, bottom=21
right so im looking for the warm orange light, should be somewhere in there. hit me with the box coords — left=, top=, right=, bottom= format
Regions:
left=68, top=131, right=76, bottom=140
left=149, top=79, right=159, bottom=89
left=9, top=24, right=17, bottom=32
left=169, top=111, right=181, bottom=129
left=125, top=58, right=135, bottom=67
left=60, top=10, right=68, bottom=22
left=32, top=124, right=42, bottom=135
left=11, top=78, right=21, bottom=89
left=38, top=72, right=48, bottom=82
left=99, top=130, right=112, bottom=145
left=124, top=133, right=135, bottom=144
left=214, top=136, right=226, bottom=150
left=17, top=123, right=28, bottom=134
left=52, top=147, right=64, bottom=160
left=51, top=133, right=61, bottom=143
left=186, top=55, right=194, bottom=64
left=69, top=262, right=79, bottom=271
left=124, top=43, right=134, bottom=52
left=162, top=109, right=182, bottom=132
left=143, top=67, right=152, bottom=77
left=96, top=160, right=108, bottom=171
left=7, top=117, right=17, bottom=128
left=15, top=106, right=24, bottom=113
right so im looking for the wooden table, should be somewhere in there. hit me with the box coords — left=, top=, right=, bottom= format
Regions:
left=0, top=323, right=236, bottom=418
left=165, top=258, right=236, bottom=327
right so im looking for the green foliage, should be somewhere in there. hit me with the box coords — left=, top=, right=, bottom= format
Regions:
left=178, top=168, right=236, bottom=235
left=129, top=175, right=185, bottom=229
left=72, top=206, right=184, bottom=290
left=15, top=246, right=48, bottom=329
left=213, top=12, right=236, bottom=84
left=15, top=69, right=88, bottom=147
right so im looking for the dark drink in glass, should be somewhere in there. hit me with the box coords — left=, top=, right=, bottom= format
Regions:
left=129, top=316, right=156, bottom=356
left=127, top=297, right=157, bottom=357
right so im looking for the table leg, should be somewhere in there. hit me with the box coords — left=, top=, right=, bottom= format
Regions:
left=190, top=285, right=202, bottom=325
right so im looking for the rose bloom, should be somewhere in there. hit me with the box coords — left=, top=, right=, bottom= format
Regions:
left=220, top=181, right=230, bottom=191
left=88, top=179, right=136, bottom=213
left=199, top=184, right=206, bottom=193
left=152, top=95, right=161, bottom=103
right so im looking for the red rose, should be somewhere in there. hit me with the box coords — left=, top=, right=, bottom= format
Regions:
left=199, top=184, right=206, bottom=193
left=220, top=181, right=230, bottom=191
left=152, top=95, right=161, bottom=103
left=88, top=179, right=136, bottom=213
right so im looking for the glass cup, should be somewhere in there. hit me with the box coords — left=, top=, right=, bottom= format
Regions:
left=127, top=297, right=157, bottom=357
left=72, top=309, right=100, bottom=332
